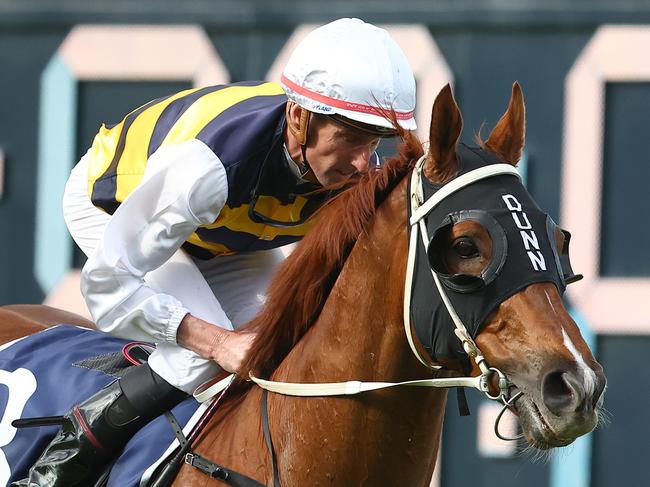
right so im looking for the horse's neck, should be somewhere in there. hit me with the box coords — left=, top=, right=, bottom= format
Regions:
left=276, top=179, right=418, bottom=381
left=271, top=178, right=447, bottom=486
left=182, top=179, right=448, bottom=486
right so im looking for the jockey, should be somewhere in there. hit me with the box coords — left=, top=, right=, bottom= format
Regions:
left=14, top=18, right=416, bottom=487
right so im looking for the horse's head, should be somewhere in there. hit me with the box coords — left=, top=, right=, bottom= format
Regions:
left=414, top=83, right=606, bottom=449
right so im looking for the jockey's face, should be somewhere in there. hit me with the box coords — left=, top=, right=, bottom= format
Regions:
left=307, top=115, right=380, bottom=186
left=285, top=104, right=380, bottom=186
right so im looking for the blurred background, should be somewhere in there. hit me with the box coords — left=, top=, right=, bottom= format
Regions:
left=0, top=1, right=648, bottom=486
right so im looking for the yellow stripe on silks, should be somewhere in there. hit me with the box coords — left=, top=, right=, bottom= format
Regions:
left=203, top=196, right=316, bottom=238
left=87, top=90, right=194, bottom=198
left=113, top=87, right=201, bottom=203
left=185, top=233, right=234, bottom=256
left=161, top=83, right=285, bottom=146
left=187, top=196, right=318, bottom=256
left=87, top=120, right=125, bottom=198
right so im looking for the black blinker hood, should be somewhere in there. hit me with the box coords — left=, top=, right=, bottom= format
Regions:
left=407, top=144, right=580, bottom=365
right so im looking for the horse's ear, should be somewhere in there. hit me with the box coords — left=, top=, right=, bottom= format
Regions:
left=485, top=82, right=526, bottom=166
left=424, top=84, right=462, bottom=183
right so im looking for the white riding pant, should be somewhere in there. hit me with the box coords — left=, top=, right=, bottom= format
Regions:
left=62, top=154, right=284, bottom=393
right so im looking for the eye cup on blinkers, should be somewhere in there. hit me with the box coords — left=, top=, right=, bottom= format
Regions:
left=545, top=216, right=583, bottom=286
left=426, top=210, right=508, bottom=294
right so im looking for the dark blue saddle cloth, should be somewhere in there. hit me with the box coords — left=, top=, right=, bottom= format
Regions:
left=0, top=325, right=202, bottom=486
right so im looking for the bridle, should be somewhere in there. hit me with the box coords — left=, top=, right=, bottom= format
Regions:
left=196, top=154, right=526, bottom=440
left=404, top=156, right=519, bottom=390
left=404, top=155, right=522, bottom=439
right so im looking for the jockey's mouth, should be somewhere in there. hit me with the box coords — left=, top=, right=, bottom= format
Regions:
left=335, top=168, right=357, bottom=178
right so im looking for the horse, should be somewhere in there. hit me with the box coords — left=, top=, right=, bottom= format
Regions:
left=0, top=83, right=606, bottom=486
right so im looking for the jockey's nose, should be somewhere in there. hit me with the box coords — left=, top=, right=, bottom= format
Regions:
left=352, top=157, right=368, bottom=172
left=351, top=151, right=371, bottom=173
left=541, top=369, right=588, bottom=415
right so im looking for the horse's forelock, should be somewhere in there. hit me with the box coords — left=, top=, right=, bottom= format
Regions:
left=241, top=129, right=424, bottom=378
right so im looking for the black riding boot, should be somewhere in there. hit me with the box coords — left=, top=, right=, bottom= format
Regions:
left=12, top=363, right=187, bottom=487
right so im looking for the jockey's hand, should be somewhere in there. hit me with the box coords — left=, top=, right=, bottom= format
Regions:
left=210, top=328, right=257, bottom=374
left=176, top=313, right=256, bottom=375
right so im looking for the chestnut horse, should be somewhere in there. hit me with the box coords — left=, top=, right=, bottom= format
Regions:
left=0, top=83, right=606, bottom=486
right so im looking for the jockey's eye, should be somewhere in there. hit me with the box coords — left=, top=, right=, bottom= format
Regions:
left=453, top=238, right=479, bottom=258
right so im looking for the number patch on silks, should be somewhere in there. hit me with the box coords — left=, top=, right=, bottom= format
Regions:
left=0, top=325, right=201, bottom=487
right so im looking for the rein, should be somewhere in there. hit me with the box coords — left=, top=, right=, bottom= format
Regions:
left=196, top=156, right=522, bottom=432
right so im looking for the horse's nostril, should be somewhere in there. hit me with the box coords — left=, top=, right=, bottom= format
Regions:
left=542, top=370, right=585, bottom=415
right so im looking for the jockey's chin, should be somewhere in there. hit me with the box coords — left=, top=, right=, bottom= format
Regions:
left=315, top=165, right=363, bottom=186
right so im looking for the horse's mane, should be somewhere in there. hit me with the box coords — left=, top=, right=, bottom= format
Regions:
left=241, top=128, right=424, bottom=378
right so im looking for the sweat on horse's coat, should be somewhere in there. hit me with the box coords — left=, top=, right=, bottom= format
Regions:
left=0, top=325, right=201, bottom=487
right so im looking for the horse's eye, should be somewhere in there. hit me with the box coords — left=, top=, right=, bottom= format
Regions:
left=453, top=238, right=479, bottom=258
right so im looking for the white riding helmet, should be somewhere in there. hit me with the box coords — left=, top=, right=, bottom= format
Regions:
left=281, top=18, right=417, bottom=134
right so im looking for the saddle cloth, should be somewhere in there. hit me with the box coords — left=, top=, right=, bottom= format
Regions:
left=0, top=325, right=205, bottom=486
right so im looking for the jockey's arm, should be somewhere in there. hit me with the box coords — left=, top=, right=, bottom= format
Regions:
left=80, top=139, right=248, bottom=372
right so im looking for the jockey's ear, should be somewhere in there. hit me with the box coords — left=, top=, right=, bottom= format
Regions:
left=485, top=82, right=526, bottom=166
left=424, top=84, right=462, bottom=183
left=286, top=102, right=309, bottom=146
